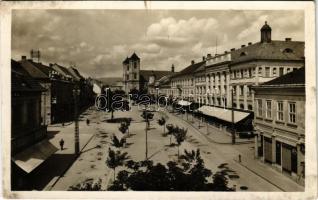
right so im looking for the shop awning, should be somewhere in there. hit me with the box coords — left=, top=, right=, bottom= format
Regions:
left=198, top=105, right=250, bottom=123
left=177, top=100, right=192, bottom=106
left=12, top=139, right=58, bottom=173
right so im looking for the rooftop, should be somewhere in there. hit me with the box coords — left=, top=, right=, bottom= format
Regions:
left=260, top=67, right=305, bottom=86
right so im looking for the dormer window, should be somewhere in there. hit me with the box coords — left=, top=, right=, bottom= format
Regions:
left=240, top=52, right=247, bottom=57
left=283, top=48, right=293, bottom=53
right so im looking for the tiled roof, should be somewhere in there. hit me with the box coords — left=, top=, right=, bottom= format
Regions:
left=140, top=70, right=174, bottom=82
left=19, top=60, right=48, bottom=79
left=231, top=40, right=304, bottom=64
left=67, top=67, right=84, bottom=81
left=172, top=61, right=206, bottom=78
left=31, top=61, right=57, bottom=77
left=12, top=60, right=45, bottom=92
left=261, top=67, right=305, bottom=86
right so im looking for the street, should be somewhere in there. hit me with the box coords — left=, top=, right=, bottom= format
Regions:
left=43, top=106, right=303, bottom=191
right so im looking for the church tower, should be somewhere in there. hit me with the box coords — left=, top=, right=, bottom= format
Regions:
left=260, top=21, right=272, bottom=43
left=123, top=52, right=140, bottom=94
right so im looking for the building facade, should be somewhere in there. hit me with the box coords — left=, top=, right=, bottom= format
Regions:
left=229, top=21, right=304, bottom=111
left=252, top=67, right=305, bottom=185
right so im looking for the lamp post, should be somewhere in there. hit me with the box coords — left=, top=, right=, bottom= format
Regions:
left=73, top=85, right=81, bottom=155
left=231, top=88, right=236, bottom=145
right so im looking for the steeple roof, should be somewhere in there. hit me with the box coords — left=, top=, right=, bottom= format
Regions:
left=261, top=21, right=272, bottom=31
left=130, top=52, right=140, bottom=60
left=123, top=57, right=129, bottom=64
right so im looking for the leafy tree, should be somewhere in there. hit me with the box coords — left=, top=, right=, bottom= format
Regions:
left=106, top=148, right=129, bottom=181
left=118, top=122, right=128, bottom=134
left=111, top=135, right=126, bottom=148
left=173, top=126, right=187, bottom=159
left=108, top=149, right=233, bottom=191
left=158, top=117, right=166, bottom=135
left=166, top=124, right=174, bottom=145
left=68, top=178, right=102, bottom=191
left=141, top=110, right=154, bottom=160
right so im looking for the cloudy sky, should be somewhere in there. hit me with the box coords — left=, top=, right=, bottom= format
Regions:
left=12, top=10, right=304, bottom=78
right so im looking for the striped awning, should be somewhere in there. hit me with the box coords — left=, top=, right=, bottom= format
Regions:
left=12, top=139, right=58, bottom=173
left=198, top=105, right=250, bottom=123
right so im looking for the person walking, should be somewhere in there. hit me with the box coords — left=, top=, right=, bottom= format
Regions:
left=59, top=139, right=64, bottom=150
left=86, top=119, right=90, bottom=126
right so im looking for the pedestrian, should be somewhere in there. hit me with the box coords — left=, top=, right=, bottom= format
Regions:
left=59, top=139, right=64, bottom=150
left=86, top=119, right=90, bottom=126
left=238, top=154, right=241, bottom=163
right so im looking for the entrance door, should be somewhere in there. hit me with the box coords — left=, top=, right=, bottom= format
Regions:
left=276, top=141, right=281, bottom=165
left=264, top=137, right=272, bottom=163
left=282, top=143, right=292, bottom=173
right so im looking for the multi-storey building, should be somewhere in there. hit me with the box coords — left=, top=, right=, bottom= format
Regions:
left=229, top=21, right=305, bottom=111
left=205, top=52, right=232, bottom=108
left=252, top=67, right=305, bottom=185
left=11, top=60, right=56, bottom=190
left=170, top=60, right=205, bottom=101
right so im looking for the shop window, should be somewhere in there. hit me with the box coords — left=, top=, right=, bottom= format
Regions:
left=258, top=67, right=263, bottom=76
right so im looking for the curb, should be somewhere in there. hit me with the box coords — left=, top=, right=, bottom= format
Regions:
left=233, top=159, right=286, bottom=191
left=169, top=111, right=253, bottom=145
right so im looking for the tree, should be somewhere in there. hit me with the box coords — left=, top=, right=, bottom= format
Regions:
left=118, top=122, right=128, bottom=135
left=173, top=126, right=187, bottom=159
left=106, top=148, right=129, bottom=181
left=68, top=178, right=102, bottom=191
left=111, top=135, right=126, bottom=148
left=141, top=110, right=154, bottom=160
left=158, top=117, right=166, bottom=135
left=124, top=118, right=131, bottom=136
left=166, top=124, right=174, bottom=146
left=108, top=149, right=233, bottom=191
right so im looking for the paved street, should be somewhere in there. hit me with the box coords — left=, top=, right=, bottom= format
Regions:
left=41, top=105, right=304, bottom=191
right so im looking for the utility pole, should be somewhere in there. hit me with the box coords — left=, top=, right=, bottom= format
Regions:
left=145, top=113, right=148, bottom=160
left=231, top=88, right=236, bottom=144
left=73, top=85, right=81, bottom=155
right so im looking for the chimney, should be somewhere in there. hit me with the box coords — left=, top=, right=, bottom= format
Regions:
left=21, top=56, right=27, bottom=61
left=171, top=64, right=175, bottom=73
left=285, top=38, right=292, bottom=42
left=202, top=56, right=206, bottom=61
left=191, top=60, right=195, bottom=65
left=248, top=42, right=252, bottom=46
left=241, top=45, right=246, bottom=48
left=224, top=51, right=228, bottom=54
left=49, top=63, right=53, bottom=67
left=230, top=48, right=236, bottom=52
left=207, top=54, right=212, bottom=59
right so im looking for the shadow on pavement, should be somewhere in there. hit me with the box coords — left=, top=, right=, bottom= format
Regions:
left=30, top=153, right=76, bottom=190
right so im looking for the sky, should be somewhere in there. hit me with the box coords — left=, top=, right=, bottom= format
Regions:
left=11, top=10, right=304, bottom=78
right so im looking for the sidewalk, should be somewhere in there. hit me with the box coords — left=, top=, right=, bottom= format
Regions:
left=234, top=155, right=304, bottom=191
left=172, top=112, right=254, bottom=145
left=30, top=108, right=98, bottom=190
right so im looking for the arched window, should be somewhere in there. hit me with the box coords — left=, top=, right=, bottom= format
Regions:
left=240, top=104, right=244, bottom=109
left=283, top=48, right=293, bottom=53
left=240, top=52, right=247, bottom=56
left=248, top=104, right=253, bottom=110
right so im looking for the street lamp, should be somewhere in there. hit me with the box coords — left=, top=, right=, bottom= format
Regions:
left=73, top=85, right=81, bottom=155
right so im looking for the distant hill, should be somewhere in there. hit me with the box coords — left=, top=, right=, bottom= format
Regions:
left=97, top=77, right=122, bottom=86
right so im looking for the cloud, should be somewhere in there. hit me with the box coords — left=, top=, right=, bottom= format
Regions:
left=11, top=10, right=304, bottom=78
